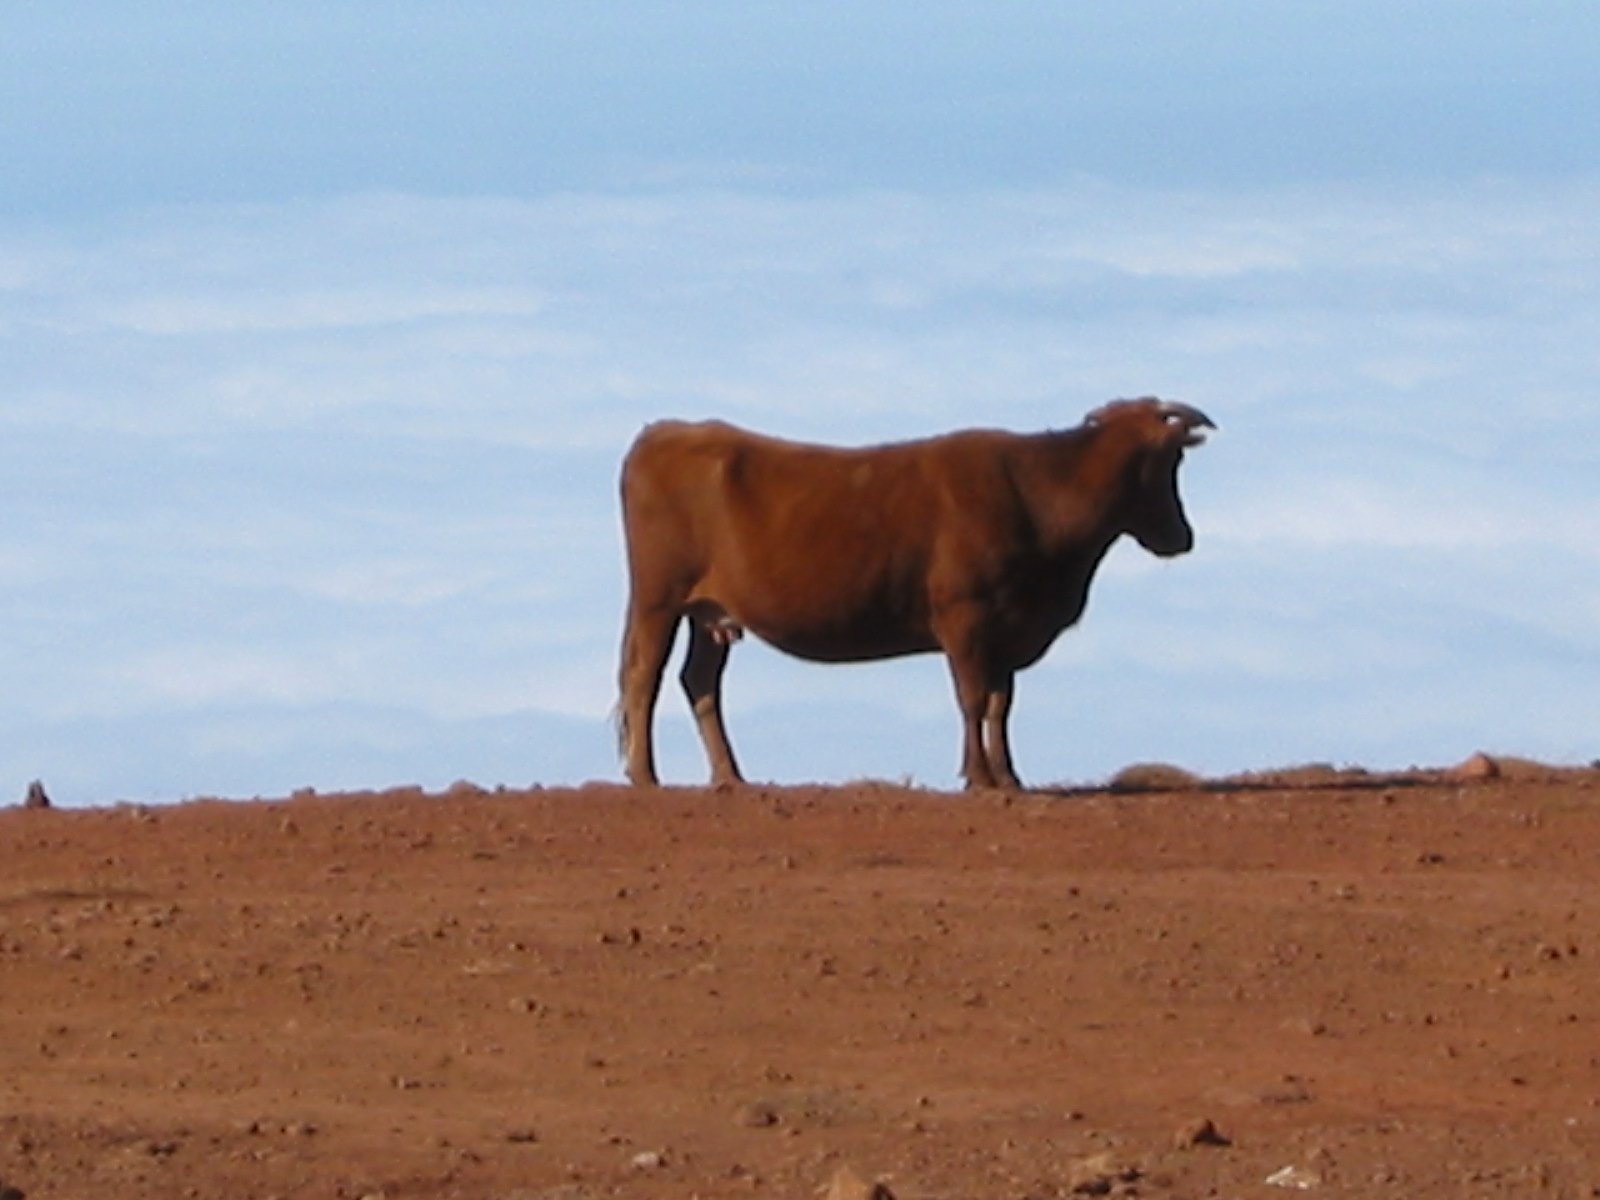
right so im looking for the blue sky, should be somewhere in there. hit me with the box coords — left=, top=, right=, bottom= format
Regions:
left=3, top=4, right=1598, bottom=804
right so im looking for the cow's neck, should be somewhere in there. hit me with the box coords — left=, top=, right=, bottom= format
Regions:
left=1020, top=424, right=1143, bottom=560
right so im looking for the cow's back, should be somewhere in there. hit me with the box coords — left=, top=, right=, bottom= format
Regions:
left=621, top=420, right=988, bottom=660
left=624, top=418, right=935, bottom=548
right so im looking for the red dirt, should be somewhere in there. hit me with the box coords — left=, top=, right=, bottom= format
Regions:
left=4, top=763, right=1600, bottom=1198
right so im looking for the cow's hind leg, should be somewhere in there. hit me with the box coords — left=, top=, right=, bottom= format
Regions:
left=618, top=605, right=680, bottom=787
left=680, top=618, right=744, bottom=787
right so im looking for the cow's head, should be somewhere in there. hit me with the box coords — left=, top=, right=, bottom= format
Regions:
left=1088, top=398, right=1215, bottom=557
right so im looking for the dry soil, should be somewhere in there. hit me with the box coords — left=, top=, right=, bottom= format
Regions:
left=4, top=761, right=1600, bottom=1198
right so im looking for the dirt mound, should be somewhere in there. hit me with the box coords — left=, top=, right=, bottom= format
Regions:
left=4, top=765, right=1600, bottom=1197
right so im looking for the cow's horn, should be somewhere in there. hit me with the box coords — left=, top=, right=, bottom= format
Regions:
left=1156, top=401, right=1215, bottom=445
left=1155, top=401, right=1215, bottom=430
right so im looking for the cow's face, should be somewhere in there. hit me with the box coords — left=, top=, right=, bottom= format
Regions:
left=1088, top=399, right=1212, bottom=557
left=1127, top=443, right=1196, bottom=557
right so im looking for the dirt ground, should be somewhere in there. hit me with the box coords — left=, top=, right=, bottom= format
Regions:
left=4, top=760, right=1600, bottom=1199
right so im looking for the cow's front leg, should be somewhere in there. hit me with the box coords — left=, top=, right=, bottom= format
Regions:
left=953, top=675, right=995, bottom=789
left=938, top=611, right=1004, bottom=789
left=982, top=673, right=1022, bottom=790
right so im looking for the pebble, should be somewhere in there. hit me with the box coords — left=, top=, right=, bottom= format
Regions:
left=1453, top=752, right=1500, bottom=781
left=1066, top=1151, right=1140, bottom=1195
left=1172, top=1116, right=1229, bottom=1148
left=733, top=1101, right=779, bottom=1128
left=1283, top=1016, right=1329, bottom=1037
left=825, top=1164, right=895, bottom=1200
left=1256, top=1077, right=1314, bottom=1106
left=1264, top=1163, right=1321, bottom=1189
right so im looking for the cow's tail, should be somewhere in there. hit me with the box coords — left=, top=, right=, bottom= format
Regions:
left=612, top=627, right=631, bottom=765
left=611, top=699, right=629, bottom=764
left=613, top=614, right=645, bottom=766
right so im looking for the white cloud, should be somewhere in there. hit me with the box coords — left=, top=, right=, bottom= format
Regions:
left=97, top=284, right=546, bottom=337
left=113, top=645, right=346, bottom=709
left=1208, top=466, right=1600, bottom=560
left=299, top=559, right=505, bottom=608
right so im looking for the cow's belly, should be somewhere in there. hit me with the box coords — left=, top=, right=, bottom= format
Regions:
left=756, top=622, right=940, bottom=664
left=695, top=561, right=935, bottom=662
left=710, top=588, right=1075, bottom=668
left=714, top=597, right=936, bottom=663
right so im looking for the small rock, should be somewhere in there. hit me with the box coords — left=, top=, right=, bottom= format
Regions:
left=1173, top=1117, right=1230, bottom=1148
left=1453, top=752, right=1500, bottom=781
left=22, top=781, right=50, bottom=810
left=630, top=1150, right=666, bottom=1171
left=1265, top=1164, right=1321, bottom=1189
left=733, top=1101, right=779, bottom=1128
left=1257, top=1077, right=1314, bottom=1105
left=1282, top=1016, right=1328, bottom=1037
left=1108, top=762, right=1200, bottom=793
left=1067, top=1152, right=1140, bottom=1195
left=1305, top=1145, right=1336, bottom=1175
left=825, top=1165, right=895, bottom=1200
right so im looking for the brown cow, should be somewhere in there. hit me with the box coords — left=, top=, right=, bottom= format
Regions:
left=616, top=397, right=1214, bottom=789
